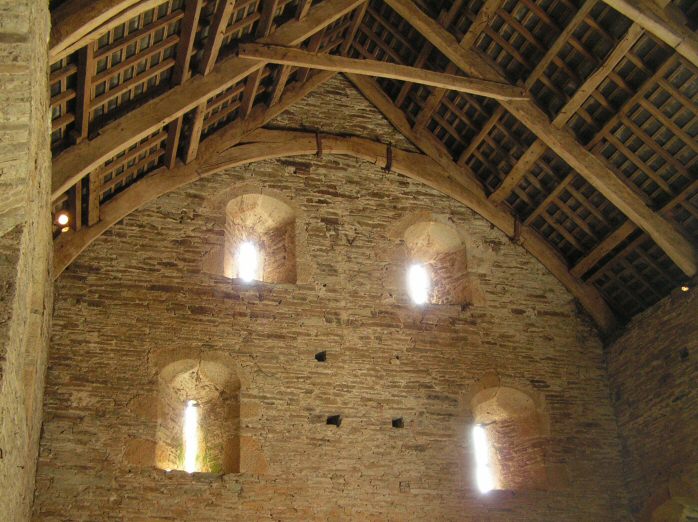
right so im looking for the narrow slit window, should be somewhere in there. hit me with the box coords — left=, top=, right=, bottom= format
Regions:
left=183, top=400, right=199, bottom=473
left=407, top=263, right=430, bottom=305
left=473, top=424, right=495, bottom=494
left=237, top=241, right=260, bottom=282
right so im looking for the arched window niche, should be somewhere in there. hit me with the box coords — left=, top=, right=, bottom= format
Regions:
left=155, top=356, right=241, bottom=474
left=469, top=382, right=550, bottom=492
left=221, top=193, right=297, bottom=284
left=400, top=218, right=470, bottom=305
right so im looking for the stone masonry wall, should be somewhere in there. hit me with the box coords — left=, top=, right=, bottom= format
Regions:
left=0, top=1, right=53, bottom=521
left=607, top=286, right=698, bottom=518
left=34, top=77, right=629, bottom=520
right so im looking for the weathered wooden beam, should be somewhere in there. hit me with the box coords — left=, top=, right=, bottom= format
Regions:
left=601, top=0, right=698, bottom=67
left=73, top=42, right=94, bottom=142
left=52, top=0, right=365, bottom=199
left=184, top=104, right=206, bottom=163
left=200, top=0, right=237, bottom=75
left=239, top=44, right=528, bottom=100
left=50, top=0, right=152, bottom=61
left=384, top=0, right=697, bottom=276
left=164, top=116, right=183, bottom=169
left=172, top=0, right=204, bottom=84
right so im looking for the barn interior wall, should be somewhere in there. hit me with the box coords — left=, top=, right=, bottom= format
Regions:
left=32, top=77, right=632, bottom=520
left=0, top=1, right=53, bottom=520
left=607, top=286, right=698, bottom=519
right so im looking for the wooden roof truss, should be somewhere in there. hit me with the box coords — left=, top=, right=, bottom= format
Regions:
left=48, top=0, right=697, bottom=329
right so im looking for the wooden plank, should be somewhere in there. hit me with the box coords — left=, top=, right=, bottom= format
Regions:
left=200, top=0, right=237, bottom=75
left=601, top=0, right=698, bottom=67
left=74, top=42, right=94, bottom=143
left=51, top=0, right=172, bottom=63
left=383, top=0, right=696, bottom=276
left=52, top=0, right=366, bottom=199
left=50, top=0, right=150, bottom=61
left=164, top=116, right=183, bottom=169
left=87, top=171, right=100, bottom=226
left=238, top=44, right=528, bottom=100
left=172, top=0, right=204, bottom=85
left=184, top=104, right=206, bottom=163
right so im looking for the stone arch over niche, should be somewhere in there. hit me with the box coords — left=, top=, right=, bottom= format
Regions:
left=390, top=213, right=472, bottom=305
left=469, top=378, right=550, bottom=491
left=201, top=187, right=307, bottom=284
left=155, top=355, right=241, bottom=474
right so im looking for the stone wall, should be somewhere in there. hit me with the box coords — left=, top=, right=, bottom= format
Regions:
left=0, top=1, right=53, bottom=520
left=607, top=286, right=698, bottom=518
left=34, top=77, right=629, bottom=520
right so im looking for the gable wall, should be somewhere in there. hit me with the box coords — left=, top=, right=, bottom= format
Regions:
left=34, top=76, right=629, bottom=520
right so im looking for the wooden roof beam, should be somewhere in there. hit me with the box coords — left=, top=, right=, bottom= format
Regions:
left=52, top=0, right=366, bottom=199
left=50, top=0, right=151, bottom=62
left=200, top=0, right=237, bottom=75
left=383, top=0, right=697, bottom=277
left=600, top=0, right=698, bottom=67
left=238, top=44, right=528, bottom=101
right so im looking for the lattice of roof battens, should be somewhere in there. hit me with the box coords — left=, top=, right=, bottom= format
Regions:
left=97, top=127, right=169, bottom=203
left=90, top=1, right=185, bottom=133
left=50, top=54, right=79, bottom=154
left=586, top=230, right=687, bottom=320
left=526, top=2, right=632, bottom=117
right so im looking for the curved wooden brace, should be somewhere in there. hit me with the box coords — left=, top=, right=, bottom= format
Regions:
left=54, top=129, right=617, bottom=333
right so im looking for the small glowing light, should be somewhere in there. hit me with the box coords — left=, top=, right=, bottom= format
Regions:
left=236, top=241, right=260, bottom=283
left=183, top=400, right=199, bottom=473
left=56, top=211, right=70, bottom=226
left=681, top=285, right=689, bottom=292
left=473, top=424, right=495, bottom=494
left=61, top=226, right=70, bottom=233
left=407, top=263, right=430, bottom=305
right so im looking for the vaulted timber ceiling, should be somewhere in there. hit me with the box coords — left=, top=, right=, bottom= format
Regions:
left=48, top=0, right=698, bottom=332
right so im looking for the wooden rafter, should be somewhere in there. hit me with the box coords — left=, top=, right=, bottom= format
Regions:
left=52, top=0, right=366, bottom=199
left=50, top=0, right=147, bottom=61
left=200, top=0, right=237, bottom=76
left=383, top=0, right=697, bottom=277
left=601, top=0, right=698, bottom=67
left=238, top=44, right=528, bottom=101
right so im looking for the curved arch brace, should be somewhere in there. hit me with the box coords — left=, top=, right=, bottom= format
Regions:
left=53, top=129, right=616, bottom=333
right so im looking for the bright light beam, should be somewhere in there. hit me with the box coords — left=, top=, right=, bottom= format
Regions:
left=407, top=264, right=430, bottom=305
left=183, top=400, right=199, bottom=473
left=237, top=241, right=260, bottom=283
left=473, top=424, right=495, bottom=493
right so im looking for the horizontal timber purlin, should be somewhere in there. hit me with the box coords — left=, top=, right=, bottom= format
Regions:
left=238, top=43, right=529, bottom=100
left=51, top=0, right=367, bottom=199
